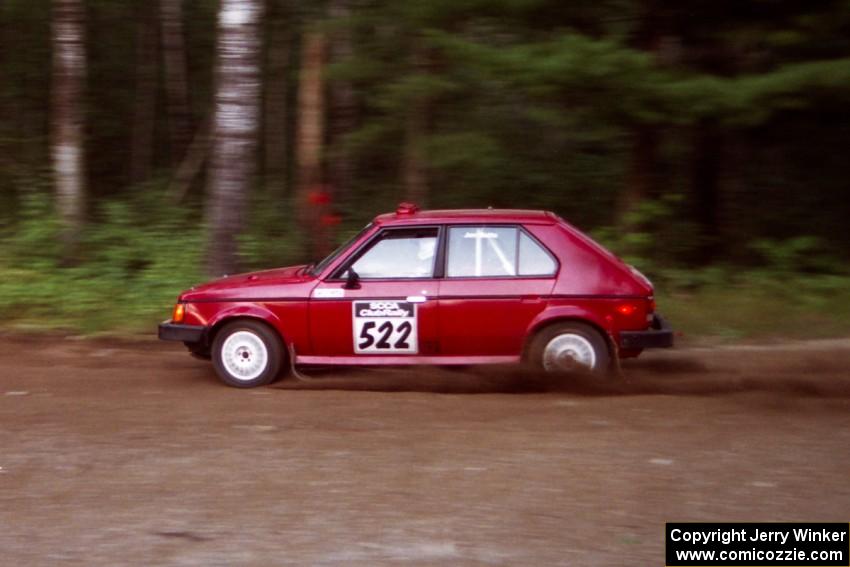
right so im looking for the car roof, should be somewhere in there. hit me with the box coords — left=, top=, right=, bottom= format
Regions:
left=374, top=207, right=559, bottom=226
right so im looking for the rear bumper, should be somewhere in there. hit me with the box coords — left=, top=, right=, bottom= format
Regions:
left=618, top=315, right=674, bottom=349
left=158, top=321, right=205, bottom=343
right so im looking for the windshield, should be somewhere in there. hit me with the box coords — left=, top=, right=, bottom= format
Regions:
left=308, top=223, right=374, bottom=277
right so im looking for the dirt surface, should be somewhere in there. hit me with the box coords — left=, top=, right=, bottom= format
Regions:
left=2, top=335, right=850, bottom=566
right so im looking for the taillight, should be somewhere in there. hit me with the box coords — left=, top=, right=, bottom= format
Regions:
left=172, top=303, right=185, bottom=323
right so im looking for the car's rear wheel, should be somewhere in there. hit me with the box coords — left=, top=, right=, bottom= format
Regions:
left=529, top=322, right=611, bottom=376
left=211, top=320, right=283, bottom=388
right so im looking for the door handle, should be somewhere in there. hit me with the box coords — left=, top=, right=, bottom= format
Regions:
left=406, top=295, right=427, bottom=303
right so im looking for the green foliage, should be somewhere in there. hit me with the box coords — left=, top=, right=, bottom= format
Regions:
left=2, top=0, right=850, bottom=340
left=0, top=186, right=204, bottom=333
left=749, top=236, right=841, bottom=275
left=660, top=273, right=850, bottom=342
left=237, top=192, right=303, bottom=270
left=0, top=181, right=323, bottom=334
left=592, top=195, right=699, bottom=277
left=591, top=198, right=850, bottom=341
left=656, top=234, right=850, bottom=341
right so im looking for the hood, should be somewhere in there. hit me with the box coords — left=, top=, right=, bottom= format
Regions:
left=179, top=265, right=315, bottom=302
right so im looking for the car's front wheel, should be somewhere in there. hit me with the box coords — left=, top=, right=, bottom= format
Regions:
left=529, top=322, right=611, bottom=376
left=211, top=320, right=283, bottom=388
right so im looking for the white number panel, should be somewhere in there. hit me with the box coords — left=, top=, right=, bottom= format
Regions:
left=352, top=300, right=418, bottom=354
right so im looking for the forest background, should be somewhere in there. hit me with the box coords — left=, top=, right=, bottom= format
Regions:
left=1, top=0, right=849, bottom=339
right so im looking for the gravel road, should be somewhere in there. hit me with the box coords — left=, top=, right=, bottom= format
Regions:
left=1, top=335, right=849, bottom=566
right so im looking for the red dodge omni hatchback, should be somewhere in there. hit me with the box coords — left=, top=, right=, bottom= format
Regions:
left=159, top=204, right=673, bottom=387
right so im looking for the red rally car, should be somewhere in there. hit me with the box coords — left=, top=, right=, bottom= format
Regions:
left=159, top=204, right=673, bottom=387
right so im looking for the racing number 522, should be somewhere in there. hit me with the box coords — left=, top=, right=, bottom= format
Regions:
left=358, top=320, right=412, bottom=350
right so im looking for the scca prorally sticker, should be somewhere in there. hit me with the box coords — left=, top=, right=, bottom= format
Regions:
left=352, top=300, right=417, bottom=354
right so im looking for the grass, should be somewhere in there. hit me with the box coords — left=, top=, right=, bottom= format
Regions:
left=658, top=274, right=850, bottom=343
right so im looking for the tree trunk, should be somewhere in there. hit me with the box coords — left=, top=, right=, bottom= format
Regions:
left=328, top=0, right=356, bottom=204
left=692, top=119, right=723, bottom=263
left=204, top=0, right=264, bottom=277
left=263, top=0, right=290, bottom=195
left=719, top=134, right=748, bottom=263
left=294, top=29, right=327, bottom=260
left=51, top=0, right=86, bottom=262
left=403, top=112, right=428, bottom=206
left=160, top=0, right=192, bottom=163
left=402, top=39, right=429, bottom=206
left=169, top=115, right=211, bottom=203
left=129, top=3, right=158, bottom=185
left=618, top=125, right=658, bottom=226
left=617, top=0, right=665, bottom=227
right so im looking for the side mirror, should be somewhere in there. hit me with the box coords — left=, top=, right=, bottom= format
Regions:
left=344, top=268, right=361, bottom=290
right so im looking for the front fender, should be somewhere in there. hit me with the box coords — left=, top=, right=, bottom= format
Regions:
left=205, top=304, right=286, bottom=343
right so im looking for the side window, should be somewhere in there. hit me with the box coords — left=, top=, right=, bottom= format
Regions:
left=446, top=225, right=557, bottom=278
left=518, top=231, right=557, bottom=276
left=447, top=226, right=518, bottom=277
left=349, top=228, right=438, bottom=279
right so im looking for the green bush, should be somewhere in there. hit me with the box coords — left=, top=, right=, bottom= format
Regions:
left=0, top=188, right=205, bottom=333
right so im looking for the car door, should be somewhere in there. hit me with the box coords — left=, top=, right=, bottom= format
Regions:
left=308, top=226, right=441, bottom=359
left=438, top=224, right=558, bottom=357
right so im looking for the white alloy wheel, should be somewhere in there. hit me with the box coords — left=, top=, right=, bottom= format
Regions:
left=211, top=320, right=284, bottom=388
left=528, top=322, right=611, bottom=377
left=542, top=333, right=597, bottom=372
left=220, top=330, right=270, bottom=381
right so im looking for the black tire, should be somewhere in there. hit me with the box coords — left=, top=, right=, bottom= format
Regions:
left=211, top=320, right=284, bottom=388
left=527, top=321, right=611, bottom=376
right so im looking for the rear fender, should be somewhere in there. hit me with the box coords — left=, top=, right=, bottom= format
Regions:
left=524, top=305, right=617, bottom=359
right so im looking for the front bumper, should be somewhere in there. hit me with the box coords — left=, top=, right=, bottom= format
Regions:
left=158, top=321, right=206, bottom=343
left=618, top=314, right=674, bottom=349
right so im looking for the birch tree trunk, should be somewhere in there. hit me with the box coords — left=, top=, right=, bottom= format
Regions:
left=263, top=0, right=290, bottom=195
left=130, top=3, right=158, bottom=184
left=294, top=29, right=327, bottom=259
left=204, top=0, right=264, bottom=277
left=51, top=0, right=86, bottom=261
left=160, top=0, right=192, bottom=163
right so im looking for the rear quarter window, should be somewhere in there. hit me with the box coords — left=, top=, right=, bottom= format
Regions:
left=518, top=231, right=556, bottom=276
left=446, top=225, right=557, bottom=278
